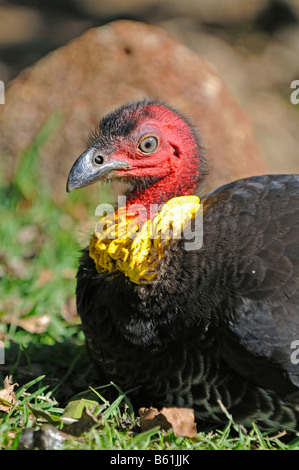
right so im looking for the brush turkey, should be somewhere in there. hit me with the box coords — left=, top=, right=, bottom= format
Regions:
left=67, top=99, right=299, bottom=431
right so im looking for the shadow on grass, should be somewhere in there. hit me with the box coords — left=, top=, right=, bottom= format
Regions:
left=1, top=338, right=98, bottom=406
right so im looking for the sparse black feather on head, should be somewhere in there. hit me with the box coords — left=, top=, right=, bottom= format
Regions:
left=87, top=97, right=202, bottom=147
left=87, top=98, right=157, bottom=148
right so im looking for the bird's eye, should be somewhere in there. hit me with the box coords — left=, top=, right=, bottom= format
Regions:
left=93, top=154, right=104, bottom=165
left=138, top=136, right=159, bottom=154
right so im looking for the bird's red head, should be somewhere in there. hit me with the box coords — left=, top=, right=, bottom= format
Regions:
left=67, top=99, right=208, bottom=212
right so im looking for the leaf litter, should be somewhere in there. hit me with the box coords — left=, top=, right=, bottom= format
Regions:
left=0, top=373, right=199, bottom=449
left=0, top=375, right=18, bottom=411
left=139, top=406, right=197, bottom=438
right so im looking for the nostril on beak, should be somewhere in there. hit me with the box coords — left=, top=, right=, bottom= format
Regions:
left=94, top=155, right=104, bottom=165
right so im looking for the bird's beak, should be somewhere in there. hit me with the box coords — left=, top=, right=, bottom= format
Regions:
left=66, top=147, right=131, bottom=192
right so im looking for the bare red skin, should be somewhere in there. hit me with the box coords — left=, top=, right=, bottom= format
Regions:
left=110, top=104, right=203, bottom=219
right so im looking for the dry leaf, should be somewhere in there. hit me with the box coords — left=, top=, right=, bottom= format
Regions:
left=139, top=406, right=197, bottom=438
left=0, top=375, right=18, bottom=412
left=36, top=268, right=54, bottom=287
left=0, top=252, right=27, bottom=278
left=17, top=314, right=50, bottom=334
left=0, top=310, right=50, bottom=334
left=61, top=297, right=80, bottom=324
left=160, top=407, right=197, bottom=438
left=139, top=407, right=172, bottom=432
left=16, top=224, right=40, bottom=245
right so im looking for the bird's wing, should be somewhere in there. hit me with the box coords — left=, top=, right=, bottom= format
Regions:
left=202, top=175, right=299, bottom=396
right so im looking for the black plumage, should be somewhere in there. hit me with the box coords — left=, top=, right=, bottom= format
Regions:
left=67, top=99, right=299, bottom=431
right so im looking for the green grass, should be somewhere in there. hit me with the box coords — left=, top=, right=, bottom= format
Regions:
left=1, top=120, right=299, bottom=450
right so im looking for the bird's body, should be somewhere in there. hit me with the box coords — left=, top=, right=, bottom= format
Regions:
left=67, top=99, right=299, bottom=431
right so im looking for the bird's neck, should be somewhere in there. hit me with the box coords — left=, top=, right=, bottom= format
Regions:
left=126, top=176, right=194, bottom=218
left=124, top=162, right=206, bottom=220
left=90, top=191, right=201, bottom=285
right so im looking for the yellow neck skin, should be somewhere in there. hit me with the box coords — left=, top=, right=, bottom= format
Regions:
left=89, top=196, right=200, bottom=285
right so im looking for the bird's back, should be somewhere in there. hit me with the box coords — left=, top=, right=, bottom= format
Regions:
left=201, top=175, right=299, bottom=397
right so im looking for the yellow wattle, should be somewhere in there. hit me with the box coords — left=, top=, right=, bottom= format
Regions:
left=89, top=196, right=201, bottom=285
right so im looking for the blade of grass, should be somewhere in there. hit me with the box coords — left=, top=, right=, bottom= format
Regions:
left=13, top=112, right=62, bottom=201
left=15, top=375, right=46, bottom=399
